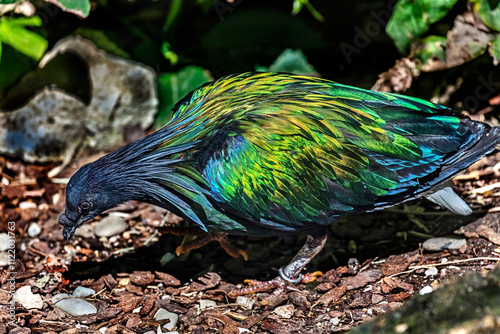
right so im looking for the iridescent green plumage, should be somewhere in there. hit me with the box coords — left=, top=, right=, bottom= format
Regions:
left=60, top=72, right=500, bottom=283
left=128, top=72, right=488, bottom=236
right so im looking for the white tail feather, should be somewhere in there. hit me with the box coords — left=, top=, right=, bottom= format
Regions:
left=425, top=187, right=472, bottom=215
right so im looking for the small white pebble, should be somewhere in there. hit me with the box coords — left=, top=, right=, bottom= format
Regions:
left=330, top=317, right=340, bottom=326
left=94, top=215, right=128, bottom=237
left=0, top=252, right=8, bottom=266
left=0, top=234, right=8, bottom=251
left=99, top=327, right=107, bottom=334
left=27, top=223, right=41, bottom=238
left=154, top=308, right=179, bottom=331
left=395, top=323, right=409, bottom=333
left=424, top=267, right=438, bottom=277
left=19, top=201, right=37, bottom=210
left=73, top=287, right=96, bottom=298
left=419, top=285, right=434, bottom=295
left=14, top=286, right=44, bottom=309
left=53, top=293, right=97, bottom=316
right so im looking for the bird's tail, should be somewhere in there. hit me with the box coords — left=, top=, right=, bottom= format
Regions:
left=444, top=120, right=500, bottom=173
left=423, top=120, right=500, bottom=215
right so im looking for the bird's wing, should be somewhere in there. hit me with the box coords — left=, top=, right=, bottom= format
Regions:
left=197, top=76, right=489, bottom=230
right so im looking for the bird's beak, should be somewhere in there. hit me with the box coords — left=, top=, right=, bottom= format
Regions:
left=59, top=213, right=82, bottom=240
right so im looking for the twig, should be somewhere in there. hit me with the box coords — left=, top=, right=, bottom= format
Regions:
left=49, top=178, right=70, bottom=184
left=389, top=256, right=500, bottom=277
left=466, top=182, right=500, bottom=195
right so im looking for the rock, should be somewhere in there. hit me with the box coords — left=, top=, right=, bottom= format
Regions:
left=154, top=308, right=179, bottom=331
left=73, top=287, right=95, bottom=298
left=53, top=293, right=97, bottom=316
left=94, top=215, right=128, bottom=237
left=74, top=224, right=95, bottom=238
left=0, top=252, right=8, bottom=266
left=0, top=234, right=8, bottom=251
left=418, top=286, right=433, bottom=295
left=27, top=223, right=41, bottom=238
left=0, top=36, right=158, bottom=163
left=422, top=237, right=466, bottom=251
left=424, top=267, right=438, bottom=277
left=13, top=285, right=44, bottom=309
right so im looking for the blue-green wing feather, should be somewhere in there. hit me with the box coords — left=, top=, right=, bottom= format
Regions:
left=188, top=74, right=483, bottom=232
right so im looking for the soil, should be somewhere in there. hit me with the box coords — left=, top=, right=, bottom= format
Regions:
left=1, top=153, right=500, bottom=333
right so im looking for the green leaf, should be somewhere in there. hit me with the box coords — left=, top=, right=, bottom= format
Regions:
left=255, top=48, right=318, bottom=76
left=154, top=66, right=212, bottom=129
left=387, top=0, right=458, bottom=53
left=292, top=0, right=325, bottom=22
left=474, top=0, right=500, bottom=31
left=43, top=0, right=90, bottom=18
left=0, top=16, right=48, bottom=61
left=163, top=0, right=182, bottom=32
left=0, top=0, right=19, bottom=4
left=489, top=33, right=500, bottom=64
left=161, top=42, right=179, bottom=66
left=413, top=35, right=447, bottom=71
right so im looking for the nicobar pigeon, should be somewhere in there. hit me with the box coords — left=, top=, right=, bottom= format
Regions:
left=60, top=72, right=500, bottom=285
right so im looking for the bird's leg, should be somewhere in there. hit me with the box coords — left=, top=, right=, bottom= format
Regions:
left=279, top=227, right=327, bottom=282
left=230, top=227, right=327, bottom=302
left=158, top=226, right=248, bottom=260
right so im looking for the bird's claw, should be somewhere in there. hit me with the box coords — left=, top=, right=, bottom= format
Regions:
left=279, top=267, right=302, bottom=283
left=163, top=228, right=248, bottom=260
left=301, top=270, right=323, bottom=283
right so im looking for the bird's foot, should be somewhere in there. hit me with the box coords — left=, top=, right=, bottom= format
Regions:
left=229, top=270, right=322, bottom=305
left=229, top=228, right=327, bottom=305
left=158, top=226, right=248, bottom=260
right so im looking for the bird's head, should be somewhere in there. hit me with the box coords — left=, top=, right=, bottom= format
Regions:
left=59, top=161, right=128, bottom=240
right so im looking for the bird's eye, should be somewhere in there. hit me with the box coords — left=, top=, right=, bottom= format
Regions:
left=79, top=201, right=92, bottom=211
